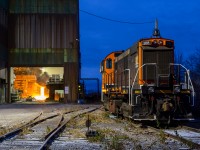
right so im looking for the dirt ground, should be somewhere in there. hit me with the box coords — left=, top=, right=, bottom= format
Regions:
left=0, top=103, right=191, bottom=150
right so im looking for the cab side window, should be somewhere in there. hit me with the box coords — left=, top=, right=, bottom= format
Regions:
left=106, top=58, right=112, bottom=69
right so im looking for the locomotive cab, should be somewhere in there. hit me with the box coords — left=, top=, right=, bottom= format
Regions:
left=100, top=51, right=123, bottom=111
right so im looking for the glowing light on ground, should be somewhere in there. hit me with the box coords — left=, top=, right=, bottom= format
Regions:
left=34, top=87, right=46, bottom=101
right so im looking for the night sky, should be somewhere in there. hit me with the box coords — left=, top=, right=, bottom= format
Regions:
left=80, top=0, right=200, bottom=81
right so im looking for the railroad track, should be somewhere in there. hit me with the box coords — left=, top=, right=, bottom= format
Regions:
left=146, top=124, right=200, bottom=149
left=163, top=126, right=200, bottom=149
left=0, top=106, right=84, bottom=142
left=40, top=106, right=99, bottom=150
left=0, top=111, right=43, bottom=142
left=107, top=113, right=200, bottom=149
left=0, top=106, right=99, bottom=150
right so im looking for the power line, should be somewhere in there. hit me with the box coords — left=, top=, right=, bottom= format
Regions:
left=80, top=9, right=154, bottom=25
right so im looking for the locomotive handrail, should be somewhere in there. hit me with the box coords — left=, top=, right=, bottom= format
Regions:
left=130, top=63, right=157, bottom=106
left=130, top=63, right=195, bottom=106
left=169, top=63, right=195, bottom=106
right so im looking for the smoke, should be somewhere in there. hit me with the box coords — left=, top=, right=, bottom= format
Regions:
left=13, top=67, right=50, bottom=86
left=37, top=71, right=49, bottom=86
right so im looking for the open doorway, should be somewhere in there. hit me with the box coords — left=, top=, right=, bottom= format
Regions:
left=10, top=67, right=64, bottom=102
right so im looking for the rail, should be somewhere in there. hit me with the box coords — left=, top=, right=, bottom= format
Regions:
left=39, top=107, right=100, bottom=150
left=0, top=107, right=87, bottom=144
left=147, top=125, right=200, bottom=149
left=0, top=112, right=43, bottom=142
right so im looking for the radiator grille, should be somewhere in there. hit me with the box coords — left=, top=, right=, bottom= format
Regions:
left=143, top=50, right=173, bottom=81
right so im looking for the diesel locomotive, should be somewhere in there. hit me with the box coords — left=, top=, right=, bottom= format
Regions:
left=100, top=20, right=195, bottom=124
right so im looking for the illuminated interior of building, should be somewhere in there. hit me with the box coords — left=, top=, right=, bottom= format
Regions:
left=11, top=67, right=64, bottom=102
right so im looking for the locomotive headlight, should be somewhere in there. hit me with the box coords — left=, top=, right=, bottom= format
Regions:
left=153, top=40, right=157, bottom=44
left=152, top=40, right=159, bottom=47
left=173, top=85, right=181, bottom=94
left=158, top=40, right=163, bottom=45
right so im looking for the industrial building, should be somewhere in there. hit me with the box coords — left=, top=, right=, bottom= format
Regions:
left=0, top=0, right=80, bottom=103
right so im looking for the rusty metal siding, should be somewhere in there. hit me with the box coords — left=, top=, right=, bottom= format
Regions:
left=9, top=0, right=78, bottom=14
left=8, top=1, right=79, bottom=66
left=9, top=14, right=77, bottom=48
left=8, top=0, right=79, bottom=66
left=0, top=2, right=8, bottom=68
left=64, top=62, right=78, bottom=103
left=0, top=8, right=7, bottom=48
left=9, top=48, right=64, bottom=66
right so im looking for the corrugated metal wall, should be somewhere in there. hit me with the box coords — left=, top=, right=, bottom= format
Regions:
left=64, top=62, right=78, bottom=102
left=9, top=0, right=77, bottom=14
left=0, top=0, right=8, bottom=103
left=0, top=1, right=8, bottom=69
left=9, top=14, right=78, bottom=66
left=8, top=0, right=79, bottom=66
left=9, top=14, right=77, bottom=48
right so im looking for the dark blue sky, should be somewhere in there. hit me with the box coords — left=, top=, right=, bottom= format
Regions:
left=80, top=0, right=200, bottom=80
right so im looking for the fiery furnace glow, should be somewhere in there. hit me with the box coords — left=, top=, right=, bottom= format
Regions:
left=13, top=67, right=49, bottom=101
left=34, top=87, right=46, bottom=101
